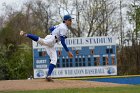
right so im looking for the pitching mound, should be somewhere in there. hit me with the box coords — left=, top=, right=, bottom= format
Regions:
left=0, top=79, right=127, bottom=91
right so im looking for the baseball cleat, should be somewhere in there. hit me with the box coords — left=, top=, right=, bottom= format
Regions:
left=20, top=31, right=26, bottom=36
left=45, top=76, right=54, bottom=82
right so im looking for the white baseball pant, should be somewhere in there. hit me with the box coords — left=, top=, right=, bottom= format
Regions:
left=37, top=35, right=57, bottom=65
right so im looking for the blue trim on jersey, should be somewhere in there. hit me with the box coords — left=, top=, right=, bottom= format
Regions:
left=49, top=26, right=56, bottom=33
left=60, top=36, right=69, bottom=52
left=27, top=34, right=39, bottom=41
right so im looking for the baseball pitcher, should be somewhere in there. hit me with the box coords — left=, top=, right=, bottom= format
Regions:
left=20, top=15, right=74, bottom=82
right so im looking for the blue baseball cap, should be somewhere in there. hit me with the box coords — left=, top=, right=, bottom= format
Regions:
left=63, top=15, right=74, bottom=21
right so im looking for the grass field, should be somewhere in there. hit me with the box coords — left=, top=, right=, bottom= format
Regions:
left=0, top=85, right=140, bottom=93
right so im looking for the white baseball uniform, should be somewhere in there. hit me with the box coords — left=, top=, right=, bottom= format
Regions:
left=37, top=23, right=68, bottom=65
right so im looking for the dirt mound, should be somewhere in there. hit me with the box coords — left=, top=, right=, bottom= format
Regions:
left=0, top=79, right=127, bottom=91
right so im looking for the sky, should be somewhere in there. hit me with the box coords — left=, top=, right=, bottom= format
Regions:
left=0, top=0, right=131, bottom=16
left=0, top=0, right=28, bottom=15
left=0, top=0, right=137, bottom=45
left=0, top=0, right=132, bottom=31
left=0, top=0, right=136, bottom=34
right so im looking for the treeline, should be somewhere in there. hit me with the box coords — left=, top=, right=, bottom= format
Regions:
left=0, top=0, right=140, bottom=80
left=118, top=44, right=140, bottom=75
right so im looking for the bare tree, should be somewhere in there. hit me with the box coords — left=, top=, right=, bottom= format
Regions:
left=83, top=0, right=118, bottom=37
left=0, top=16, right=5, bottom=28
left=24, top=0, right=56, bottom=34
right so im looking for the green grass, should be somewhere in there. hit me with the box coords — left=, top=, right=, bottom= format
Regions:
left=1, top=85, right=140, bottom=93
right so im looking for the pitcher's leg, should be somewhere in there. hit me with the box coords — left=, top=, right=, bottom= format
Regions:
left=49, top=47, right=57, bottom=65
left=20, top=31, right=39, bottom=41
left=20, top=31, right=50, bottom=46
left=26, top=34, right=39, bottom=41
left=45, top=47, right=57, bottom=82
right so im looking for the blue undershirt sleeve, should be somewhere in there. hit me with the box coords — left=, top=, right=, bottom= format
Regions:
left=60, top=36, right=69, bottom=52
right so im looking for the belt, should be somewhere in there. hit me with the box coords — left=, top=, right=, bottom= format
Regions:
left=55, top=36, right=57, bottom=39
left=55, top=36, right=58, bottom=42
